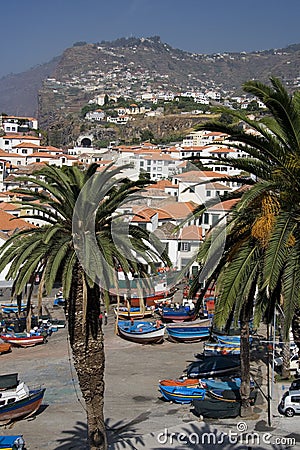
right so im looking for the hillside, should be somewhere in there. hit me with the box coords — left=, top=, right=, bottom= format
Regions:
left=0, top=36, right=300, bottom=131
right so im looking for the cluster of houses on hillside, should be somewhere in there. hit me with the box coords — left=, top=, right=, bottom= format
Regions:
left=0, top=114, right=252, bottom=281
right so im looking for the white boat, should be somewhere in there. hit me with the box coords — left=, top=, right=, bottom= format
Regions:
left=117, top=320, right=165, bottom=344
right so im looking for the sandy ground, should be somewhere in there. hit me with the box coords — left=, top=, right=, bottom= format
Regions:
left=0, top=299, right=300, bottom=449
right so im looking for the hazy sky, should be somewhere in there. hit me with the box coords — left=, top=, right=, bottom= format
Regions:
left=1, top=0, right=299, bottom=79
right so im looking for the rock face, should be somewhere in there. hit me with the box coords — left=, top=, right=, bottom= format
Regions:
left=1, top=36, right=300, bottom=142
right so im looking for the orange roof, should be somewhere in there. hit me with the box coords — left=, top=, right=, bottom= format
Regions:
left=2, top=134, right=40, bottom=140
left=146, top=180, right=173, bottom=190
left=209, top=198, right=239, bottom=211
left=174, top=170, right=225, bottom=181
left=0, top=203, right=19, bottom=212
left=27, top=152, right=57, bottom=159
left=157, top=202, right=197, bottom=220
left=131, top=207, right=158, bottom=222
left=0, top=210, right=35, bottom=232
left=13, top=142, right=42, bottom=149
left=180, top=225, right=203, bottom=241
left=0, top=149, right=25, bottom=158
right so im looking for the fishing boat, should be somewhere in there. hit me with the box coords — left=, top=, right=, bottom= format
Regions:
left=117, top=320, right=165, bottom=344
left=192, top=392, right=241, bottom=418
left=129, top=290, right=175, bottom=307
left=0, top=343, right=11, bottom=354
left=166, top=326, right=210, bottom=343
left=0, top=381, right=46, bottom=424
left=159, top=306, right=196, bottom=323
left=1, top=304, right=27, bottom=314
left=192, top=388, right=257, bottom=418
left=53, top=296, right=65, bottom=307
left=159, top=384, right=206, bottom=404
left=159, top=378, right=200, bottom=388
left=213, top=334, right=253, bottom=346
left=0, top=333, right=45, bottom=348
left=201, top=377, right=255, bottom=391
left=166, top=318, right=211, bottom=328
left=0, top=435, right=25, bottom=449
left=114, top=307, right=153, bottom=319
left=203, top=342, right=240, bottom=356
left=185, top=355, right=240, bottom=379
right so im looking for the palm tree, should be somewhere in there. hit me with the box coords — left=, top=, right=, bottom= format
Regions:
left=186, top=77, right=300, bottom=408
left=0, top=163, right=169, bottom=449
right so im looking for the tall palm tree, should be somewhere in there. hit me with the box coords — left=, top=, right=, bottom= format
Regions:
left=0, top=163, right=169, bottom=450
left=186, top=77, right=300, bottom=408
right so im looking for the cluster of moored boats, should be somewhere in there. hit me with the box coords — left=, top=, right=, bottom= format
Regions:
left=158, top=343, right=257, bottom=419
left=0, top=302, right=66, bottom=352
left=115, top=298, right=256, bottom=418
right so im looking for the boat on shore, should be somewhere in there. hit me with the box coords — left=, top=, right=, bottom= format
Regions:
left=166, top=326, right=210, bottom=343
left=0, top=381, right=46, bottom=424
left=117, top=320, right=165, bottom=344
left=192, top=388, right=257, bottom=418
left=185, top=355, right=240, bottom=379
left=159, top=306, right=196, bottom=323
left=159, top=384, right=206, bottom=404
left=166, top=318, right=211, bottom=329
left=114, top=307, right=153, bottom=319
left=0, top=333, right=45, bottom=348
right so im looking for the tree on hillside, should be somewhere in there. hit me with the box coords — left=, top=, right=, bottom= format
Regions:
left=186, top=77, right=300, bottom=410
left=0, top=163, right=169, bottom=449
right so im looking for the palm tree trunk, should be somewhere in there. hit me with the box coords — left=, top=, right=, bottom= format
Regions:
left=67, top=265, right=107, bottom=450
left=279, top=312, right=291, bottom=379
left=239, top=298, right=253, bottom=416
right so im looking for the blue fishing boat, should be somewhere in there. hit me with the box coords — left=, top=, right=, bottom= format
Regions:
left=159, top=384, right=206, bottom=404
left=166, top=326, right=210, bottom=343
left=53, top=296, right=65, bottom=307
left=201, top=377, right=242, bottom=391
left=117, top=320, right=165, bottom=344
left=214, top=334, right=252, bottom=346
left=159, top=306, right=195, bottom=322
left=1, top=304, right=27, bottom=314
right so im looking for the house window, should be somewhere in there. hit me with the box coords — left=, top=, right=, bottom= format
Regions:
left=179, top=242, right=191, bottom=252
left=21, top=149, right=27, bottom=154
left=36, top=158, right=40, bottom=162
left=206, top=190, right=211, bottom=197
left=12, top=127, right=16, bottom=131
left=212, top=214, right=220, bottom=225
left=4, top=140, right=9, bottom=145
left=203, top=213, right=209, bottom=224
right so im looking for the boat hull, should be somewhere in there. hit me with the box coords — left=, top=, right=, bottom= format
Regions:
left=159, top=385, right=205, bottom=404
left=117, top=321, right=165, bottom=344
left=0, top=388, right=46, bottom=424
left=0, top=334, right=45, bottom=348
left=193, top=395, right=240, bottom=418
left=166, top=326, right=210, bottom=343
